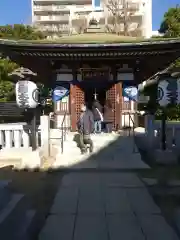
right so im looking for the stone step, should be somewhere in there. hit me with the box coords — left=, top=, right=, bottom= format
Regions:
left=52, top=139, right=116, bottom=148
left=54, top=154, right=96, bottom=169
left=59, top=141, right=115, bottom=155
left=57, top=136, right=133, bottom=156
left=18, top=209, right=36, bottom=240
left=0, top=181, right=11, bottom=212
left=0, top=159, right=22, bottom=169
left=0, top=194, right=24, bottom=225
left=0, top=180, right=36, bottom=240
left=65, top=136, right=118, bottom=144
left=63, top=141, right=115, bottom=150
left=0, top=193, right=31, bottom=239
left=66, top=136, right=118, bottom=143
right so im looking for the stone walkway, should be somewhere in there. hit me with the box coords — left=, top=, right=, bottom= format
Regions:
left=54, top=134, right=149, bottom=169
left=39, top=172, right=179, bottom=240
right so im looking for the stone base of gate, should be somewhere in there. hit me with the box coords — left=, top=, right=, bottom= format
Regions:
left=154, top=149, right=179, bottom=165
left=0, top=148, right=42, bottom=170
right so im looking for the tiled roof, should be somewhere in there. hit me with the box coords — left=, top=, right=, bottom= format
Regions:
left=0, top=102, right=24, bottom=116
left=0, top=37, right=180, bottom=60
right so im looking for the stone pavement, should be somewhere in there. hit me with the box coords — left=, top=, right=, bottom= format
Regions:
left=39, top=172, right=179, bottom=240
left=53, top=134, right=149, bottom=169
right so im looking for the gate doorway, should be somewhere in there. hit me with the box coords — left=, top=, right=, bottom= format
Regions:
left=70, top=82, right=122, bottom=131
left=82, top=82, right=113, bottom=110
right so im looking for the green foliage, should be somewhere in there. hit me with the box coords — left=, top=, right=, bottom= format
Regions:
left=155, top=104, right=180, bottom=121
left=0, top=24, right=46, bottom=102
left=0, top=24, right=45, bottom=40
left=0, top=58, right=18, bottom=79
left=158, top=6, right=180, bottom=69
left=170, top=57, right=180, bottom=68
left=159, top=5, right=180, bottom=37
left=166, top=104, right=180, bottom=120
left=0, top=58, right=18, bottom=102
left=0, top=81, right=15, bottom=102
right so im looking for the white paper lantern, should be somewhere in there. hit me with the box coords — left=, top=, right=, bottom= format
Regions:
left=15, top=80, right=39, bottom=108
left=157, top=80, right=170, bottom=107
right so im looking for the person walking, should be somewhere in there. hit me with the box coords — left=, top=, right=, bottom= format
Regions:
left=77, top=105, right=94, bottom=154
left=103, top=99, right=114, bottom=133
left=92, top=100, right=103, bottom=134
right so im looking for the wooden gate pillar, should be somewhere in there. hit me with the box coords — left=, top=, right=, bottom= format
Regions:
left=70, top=84, right=84, bottom=131
left=106, top=84, right=116, bottom=130
left=106, top=82, right=122, bottom=130
left=70, top=84, right=76, bottom=131
left=115, top=82, right=122, bottom=130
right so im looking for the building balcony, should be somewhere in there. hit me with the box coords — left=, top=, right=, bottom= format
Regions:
left=40, top=25, right=69, bottom=32
left=34, top=15, right=70, bottom=22
left=33, top=0, right=66, bottom=2
left=35, top=24, right=70, bottom=35
left=33, top=0, right=92, bottom=4
left=33, top=5, right=70, bottom=13
left=127, top=2, right=140, bottom=11
left=106, top=1, right=141, bottom=13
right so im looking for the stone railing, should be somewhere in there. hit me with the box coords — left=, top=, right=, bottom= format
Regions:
left=136, top=119, right=180, bottom=165
left=0, top=123, right=41, bottom=149
left=144, top=115, right=180, bottom=150
left=154, top=121, right=180, bottom=149
left=0, top=116, right=66, bottom=169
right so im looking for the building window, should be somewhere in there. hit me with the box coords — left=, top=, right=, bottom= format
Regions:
left=95, top=0, right=100, bottom=7
left=92, top=0, right=101, bottom=8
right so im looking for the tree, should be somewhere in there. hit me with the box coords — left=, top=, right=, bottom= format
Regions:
left=159, top=5, right=180, bottom=37
left=158, top=6, right=180, bottom=71
left=72, top=16, right=87, bottom=34
left=0, top=24, right=46, bottom=101
left=0, top=24, right=46, bottom=40
left=0, top=58, right=18, bottom=102
left=105, top=0, right=140, bottom=36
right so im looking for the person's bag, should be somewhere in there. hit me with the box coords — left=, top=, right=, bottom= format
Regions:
left=77, top=113, right=84, bottom=132
left=96, top=108, right=103, bottom=121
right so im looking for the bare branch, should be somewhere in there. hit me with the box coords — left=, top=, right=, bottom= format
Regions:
left=72, top=15, right=87, bottom=34
left=105, top=0, right=141, bottom=36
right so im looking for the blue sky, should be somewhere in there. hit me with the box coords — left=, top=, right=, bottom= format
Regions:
left=0, top=0, right=179, bottom=30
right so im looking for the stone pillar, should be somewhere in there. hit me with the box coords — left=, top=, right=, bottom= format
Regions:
left=40, top=115, right=50, bottom=157
left=145, top=114, right=155, bottom=136
left=145, top=114, right=158, bottom=149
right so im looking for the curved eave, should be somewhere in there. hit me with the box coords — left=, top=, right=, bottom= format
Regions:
left=138, top=67, right=180, bottom=92
left=0, top=38, right=180, bottom=59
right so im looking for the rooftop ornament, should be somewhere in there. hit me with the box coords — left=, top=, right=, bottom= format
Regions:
left=8, top=67, right=37, bottom=81
left=89, top=18, right=98, bottom=26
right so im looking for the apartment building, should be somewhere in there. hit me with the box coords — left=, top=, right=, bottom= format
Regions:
left=31, top=0, right=152, bottom=38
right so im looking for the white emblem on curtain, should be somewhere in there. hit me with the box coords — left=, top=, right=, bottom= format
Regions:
left=158, top=78, right=180, bottom=106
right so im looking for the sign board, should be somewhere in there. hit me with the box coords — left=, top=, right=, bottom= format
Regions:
left=15, top=80, right=39, bottom=108
left=123, top=86, right=138, bottom=102
left=52, top=86, right=69, bottom=102
left=157, top=78, right=180, bottom=106
left=80, top=68, right=110, bottom=81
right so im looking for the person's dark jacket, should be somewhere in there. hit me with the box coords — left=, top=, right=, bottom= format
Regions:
left=77, top=110, right=94, bottom=135
left=104, top=105, right=114, bottom=123
left=92, top=101, right=103, bottom=121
